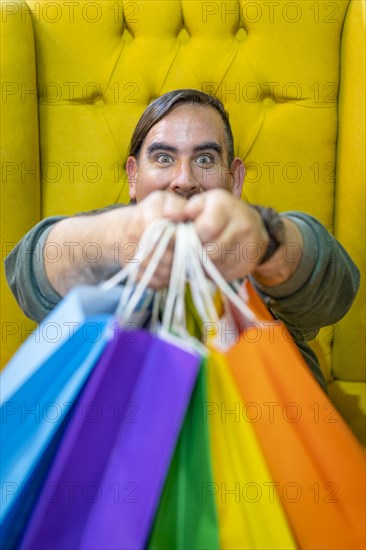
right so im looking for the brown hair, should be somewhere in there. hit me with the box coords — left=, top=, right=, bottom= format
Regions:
left=128, top=89, right=234, bottom=164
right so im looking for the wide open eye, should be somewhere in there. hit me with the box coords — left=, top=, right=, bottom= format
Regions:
left=195, top=154, right=215, bottom=166
left=155, top=154, right=174, bottom=164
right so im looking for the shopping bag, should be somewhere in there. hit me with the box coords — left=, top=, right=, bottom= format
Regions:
left=148, top=362, right=220, bottom=550
left=20, top=325, right=200, bottom=548
left=226, top=321, right=366, bottom=550
left=206, top=347, right=296, bottom=550
left=0, top=307, right=113, bottom=549
left=1, top=285, right=121, bottom=402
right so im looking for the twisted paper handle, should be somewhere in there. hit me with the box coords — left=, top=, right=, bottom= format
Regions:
left=101, top=220, right=257, bottom=333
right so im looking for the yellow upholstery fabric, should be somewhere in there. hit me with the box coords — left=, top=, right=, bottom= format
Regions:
left=1, top=0, right=365, bottom=443
left=1, top=1, right=39, bottom=366
left=334, top=0, right=365, bottom=381
left=328, top=380, right=366, bottom=446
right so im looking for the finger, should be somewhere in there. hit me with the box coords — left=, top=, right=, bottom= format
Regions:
left=194, top=205, right=229, bottom=243
left=184, top=193, right=205, bottom=220
left=162, top=193, right=187, bottom=221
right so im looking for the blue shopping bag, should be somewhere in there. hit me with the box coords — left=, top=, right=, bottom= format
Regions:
left=0, top=286, right=123, bottom=549
left=1, top=285, right=121, bottom=402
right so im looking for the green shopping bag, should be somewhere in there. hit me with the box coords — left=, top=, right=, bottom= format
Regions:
left=148, top=362, right=219, bottom=550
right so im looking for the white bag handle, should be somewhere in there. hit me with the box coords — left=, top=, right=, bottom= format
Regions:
left=162, top=222, right=219, bottom=335
left=118, top=223, right=175, bottom=322
left=185, top=223, right=257, bottom=323
left=100, top=219, right=174, bottom=324
left=101, top=219, right=258, bottom=333
left=162, top=222, right=188, bottom=335
left=101, top=218, right=172, bottom=291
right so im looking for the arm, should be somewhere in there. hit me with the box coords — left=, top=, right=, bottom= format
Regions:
left=5, top=192, right=188, bottom=322
left=44, top=192, right=188, bottom=296
left=43, top=206, right=130, bottom=297
left=184, top=190, right=360, bottom=341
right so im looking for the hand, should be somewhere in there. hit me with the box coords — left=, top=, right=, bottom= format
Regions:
left=45, top=191, right=188, bottom=295
left=184, top=189, right=268, bottom=280
left=118, top=191, right=187, bottom=288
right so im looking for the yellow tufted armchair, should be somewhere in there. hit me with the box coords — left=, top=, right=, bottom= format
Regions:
left=1, top=0, right=365, bottom=444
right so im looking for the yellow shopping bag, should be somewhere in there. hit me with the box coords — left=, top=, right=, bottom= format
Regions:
left=206, top=348, right=297, bottom=550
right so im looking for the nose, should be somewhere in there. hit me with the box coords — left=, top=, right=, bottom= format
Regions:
left=170, top=160, right=200, bottom=198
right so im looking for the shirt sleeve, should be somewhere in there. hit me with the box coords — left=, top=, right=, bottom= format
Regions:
left=4, top=204, right=126, bottom=323
left=4, top=217, right=65, bottom=323
left=251, top=212, right=360, bottom=342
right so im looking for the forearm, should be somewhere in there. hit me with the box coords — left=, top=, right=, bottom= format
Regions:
left=5, top=192, right=189, bottom=322
left=45, top=206, right=131, bottom=296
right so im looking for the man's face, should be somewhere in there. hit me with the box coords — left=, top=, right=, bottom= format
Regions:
left=127, top=104, right=244, bottom=202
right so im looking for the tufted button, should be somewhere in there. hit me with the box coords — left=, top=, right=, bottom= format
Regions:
left=235, top=28, right=247, bottom=42
left=94, top=98, right=106, bottom=108
left=121, top=28, right=134, bottom=42
left=262, top=96, right=276, bottom=107
left=177, top=28, right=190, bottom=43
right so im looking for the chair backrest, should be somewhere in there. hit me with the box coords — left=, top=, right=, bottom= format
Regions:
left=1, top=0, right=364, bottom=390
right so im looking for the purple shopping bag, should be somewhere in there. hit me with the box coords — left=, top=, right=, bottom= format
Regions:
left=20, top=326, right=201, bottom=550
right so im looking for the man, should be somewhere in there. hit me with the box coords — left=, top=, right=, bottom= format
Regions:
left=5, top=89, right=360, bottom=391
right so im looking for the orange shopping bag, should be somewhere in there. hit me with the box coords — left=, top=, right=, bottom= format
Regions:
left=224, top=282, right=366, bottom=550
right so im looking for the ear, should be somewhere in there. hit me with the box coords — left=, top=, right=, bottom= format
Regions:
left=126, top=156, right=138, bottom=200
left=230, top=157, right=245, bottom=198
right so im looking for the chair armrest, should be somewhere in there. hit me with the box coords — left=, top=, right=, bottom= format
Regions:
left=333, top=0, right=365, bottom=380
left=1, top=0, right=40, bottom=367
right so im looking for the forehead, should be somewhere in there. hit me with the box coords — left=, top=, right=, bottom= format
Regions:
left=140, top=104, right=227, bottom=153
